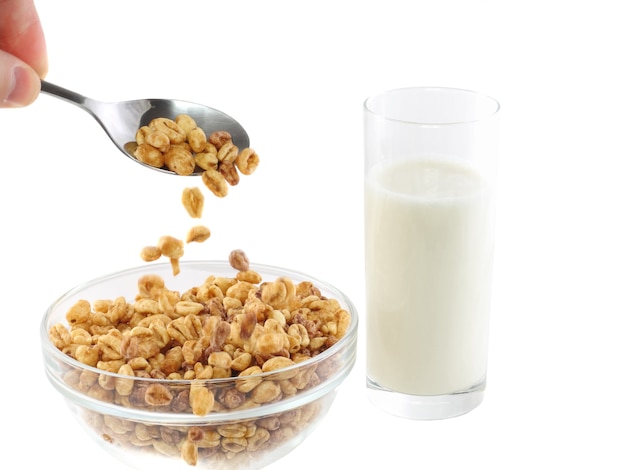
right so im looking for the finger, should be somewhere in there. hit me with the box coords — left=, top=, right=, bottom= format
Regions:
left=0, top=0, right=48, bottom=77
left=0, top=50, right=41, bottom=108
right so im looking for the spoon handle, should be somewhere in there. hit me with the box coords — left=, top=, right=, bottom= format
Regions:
left=40, top=80, right=89, bottom=107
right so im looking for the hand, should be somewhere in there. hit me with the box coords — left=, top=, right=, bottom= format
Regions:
left=0, top=0, right=48, bottom=108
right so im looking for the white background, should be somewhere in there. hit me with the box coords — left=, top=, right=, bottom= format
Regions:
left=1, top=0, right=624, bottom=468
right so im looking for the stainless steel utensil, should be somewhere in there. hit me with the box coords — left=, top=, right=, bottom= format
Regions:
left=40, top=80, right=249, bottom=176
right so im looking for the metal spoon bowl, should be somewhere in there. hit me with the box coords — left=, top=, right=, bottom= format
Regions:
left=40, top=80, right=249, bottom=176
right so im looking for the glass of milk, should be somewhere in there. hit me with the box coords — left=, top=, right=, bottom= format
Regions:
left=364, top=87, right=500, bottom=420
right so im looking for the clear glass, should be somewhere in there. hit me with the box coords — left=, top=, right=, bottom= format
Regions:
left=41, top=261, right=358, bottom=469
left=363, top=87, right=500, bottom=420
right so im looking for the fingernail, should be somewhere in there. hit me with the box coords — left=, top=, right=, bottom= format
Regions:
left=4, top=66, right=38, bottom=107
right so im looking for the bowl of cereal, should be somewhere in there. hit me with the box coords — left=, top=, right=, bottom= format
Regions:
left=41, top=260, right=358, bottom=470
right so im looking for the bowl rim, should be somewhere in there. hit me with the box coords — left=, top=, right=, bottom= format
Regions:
left=41, top=260, right=359, bottom=423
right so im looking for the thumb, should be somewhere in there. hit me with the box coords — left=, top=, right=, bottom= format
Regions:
left=0, top=50, right=41, bottom=108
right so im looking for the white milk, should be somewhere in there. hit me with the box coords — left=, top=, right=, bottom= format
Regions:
left=365, top=158, right=493, bottom=396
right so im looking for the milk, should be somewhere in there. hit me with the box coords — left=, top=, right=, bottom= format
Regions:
left=365, top=157, right=493, bottom=396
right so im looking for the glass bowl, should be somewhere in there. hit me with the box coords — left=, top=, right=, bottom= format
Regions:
left=41, top=261, right=358, bottom=469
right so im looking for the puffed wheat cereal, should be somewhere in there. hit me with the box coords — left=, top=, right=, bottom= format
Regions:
left=229, top=249, right=250, bottom=272
left=208, top=130, right=232, bottom=149
left=49, top=251, right=351, bottom=467
left=186, top=225, right=211, bottom=243
left=149, top=117, right=186, bottom=145
left=132, top=115, right=260, bottom=276
left=164, top=146, right=195, bottom=176
left=194, top=148, right=218, bottom=171
left=145, top=130, right=171, bottom=153
left=157, top=235, right=184, bottom=275
left=128, top=115, right=259, bottom=180
left=181, top=187, right=204, bottom=219
left=187, top=127, right=207, bottom=153
left=236, top=148, right=260, bottom=176
left=219, top=161, right=240, bottom=186
left=174, top=114, right=198, bottom=136
left=140, top=246, right=162, bottom=262
left=158, top=235, right=184, bottom=259
left=202, top=168, right=228, bottom=198
left=134, top=143, right=165, bottom=168
left=102, top=104, right=329, bottom=468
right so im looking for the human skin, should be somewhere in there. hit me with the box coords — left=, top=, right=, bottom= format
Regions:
left=0, top=0, right=48, bottom=107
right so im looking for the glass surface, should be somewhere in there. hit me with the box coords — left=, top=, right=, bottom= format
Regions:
left=364, top=87, right=499, bottom=420
left=41, top=261, right=358, bottom=469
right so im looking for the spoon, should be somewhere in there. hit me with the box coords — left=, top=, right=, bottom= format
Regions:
left=40, top=80, right=250, bottom=176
